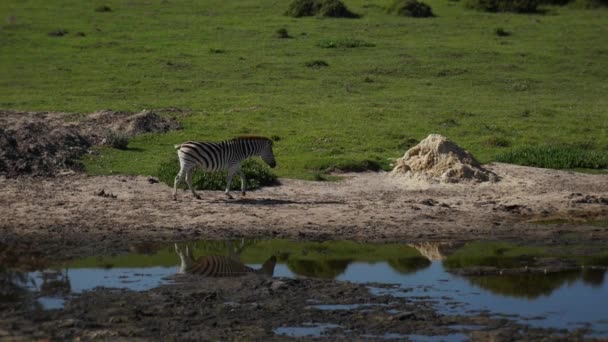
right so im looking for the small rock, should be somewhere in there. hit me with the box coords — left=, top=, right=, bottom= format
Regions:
left=94, top=189, right=117, bottom=198
left=420, top=199, right=438, bottom=206
left=270, top=280, right=287, bottom=291
left=147, top=177, right=159, bottom=184
left=392, top=311, right=415, bottom=321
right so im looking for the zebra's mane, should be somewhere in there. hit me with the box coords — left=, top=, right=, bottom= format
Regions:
left=233, top=135, right=272, bottom=142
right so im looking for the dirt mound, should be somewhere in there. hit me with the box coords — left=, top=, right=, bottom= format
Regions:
left=391, top=134, right=499, bottom=183
left=81, top=110, right=182, bottom=144
left=0, top=109, right=182, bottom=177
left=0, top=122, right=90, bottom=177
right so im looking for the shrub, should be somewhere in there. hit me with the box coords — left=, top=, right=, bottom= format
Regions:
left=495, top=145, right=608, bottom=169
left=485, top=136, right=511, bottom=147
left=305, top=60, right=329, bottom=68
left=308, top=159, right=385, bottom=173
left=316, top=38, right=375, bottom=48
left=95, top=5, right=112, bottom=12
left=157, top=157, right=278, bottom=191
left=495, top=28, right=511, bottom=37
left=102, top=130, right=129, bottom=150
left=48, top=29, right=68, bottom=37
left=573, top=0, right=608, bottom=7
left=276, top=28, right=291, bottom=39
left=539, top=0, right=570, bottom=5
left=285, top=0, right=359, bottom=18
left=388, top=0, right=435, bottom=17
left=464, top=0, right=539, bottom=12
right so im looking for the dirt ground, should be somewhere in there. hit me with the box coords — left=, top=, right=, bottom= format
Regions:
left=1, top=163, right=607, bottom=255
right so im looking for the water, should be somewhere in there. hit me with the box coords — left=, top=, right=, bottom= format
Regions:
left=2, top=239, right=607, bottom=337
left=274, top=323, right=342, bottom=338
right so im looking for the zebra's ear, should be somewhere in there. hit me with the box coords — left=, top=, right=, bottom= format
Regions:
left=259, top=255, right=277, bottom=276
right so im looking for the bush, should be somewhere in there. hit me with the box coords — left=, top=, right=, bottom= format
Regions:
left=95, top=5, right=112, bottom=12
left=102, top=130, right=129, bottom=150
left=305, top=60, right=329, bottom=68
left=388, top=0, right=435, bottom=17
left=495, top=145, right=608, bottom=169
left=464, top=0, right=540, bottom=12
left=316, top=38, right=375, bottom=48
left=573, top=0, right=608, bottom=7
left=307, top=158, right=386, bottom=173
left=285, top=0, right=360, bottom=18
left=276, top=28, right=291, bottom=39
left=157, top=157, right=278, bottom=191
left=495, top=28, right=511, bottom=37
left=484, top=136, right=511, bottom=147
left=539, top=0, right=570, bottom=5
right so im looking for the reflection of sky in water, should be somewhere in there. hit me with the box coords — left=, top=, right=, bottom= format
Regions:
left=267, top=261, right=608, bottom=335
left=28, top=267, right=178, bottom=309
left=341, top=262, right=608, bottom=335
left=16, top=259, right=608, bottom=336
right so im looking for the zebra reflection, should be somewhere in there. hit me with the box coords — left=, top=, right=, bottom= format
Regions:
left=174, top=244, right=276, bottom=277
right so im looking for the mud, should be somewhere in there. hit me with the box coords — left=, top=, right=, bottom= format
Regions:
left=0, top=109, right=182, bottom=177
left=1, top=274, right=597, bottom=341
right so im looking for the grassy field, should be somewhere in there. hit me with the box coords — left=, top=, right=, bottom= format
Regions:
left=1, top=0, right=607, bottom=179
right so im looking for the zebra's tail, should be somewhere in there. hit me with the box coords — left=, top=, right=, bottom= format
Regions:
left=257, top=255, right=277, bottom=276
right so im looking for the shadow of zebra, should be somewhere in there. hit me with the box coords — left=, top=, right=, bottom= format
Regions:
left=209, top=198, right=345, bottom=206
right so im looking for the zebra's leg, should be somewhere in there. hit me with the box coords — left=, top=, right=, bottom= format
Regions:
left=224, top=166, right=238, bottom=199
left=238, top=169, right=247, bottom=196
left=173, top=169, right=186, bottom=200
left=185, top=169, right=200, bottom=199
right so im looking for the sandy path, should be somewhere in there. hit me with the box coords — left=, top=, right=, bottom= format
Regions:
left=1, top=163, right=607, bottom=249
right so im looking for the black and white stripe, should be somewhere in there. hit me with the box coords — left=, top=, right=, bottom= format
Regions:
left=172, top=136, right=276, bottom=200
left=175, top=244, right=276, bottom=277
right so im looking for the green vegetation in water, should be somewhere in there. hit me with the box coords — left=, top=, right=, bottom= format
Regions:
left=63, top=239, right=608, bottom=276
left=495, top=145, right=608, bottom=169
left=64, top=240, right=422, bottom=270
left=444, top=241, right=608, bottom=270
left=1, top=0, right=607, bottom=179
left=443, top=242, right=546, bottom=269
left=156, top=157, right=278, bottom=191
left=466, top=270, right=603, bottom=299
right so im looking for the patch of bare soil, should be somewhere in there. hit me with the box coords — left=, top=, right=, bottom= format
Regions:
left=0, top=109, right=182, bottom=177
left=0, top=163, right=607, bottom=251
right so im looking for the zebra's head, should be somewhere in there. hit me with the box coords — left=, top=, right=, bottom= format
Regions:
left=259, top=138, right=276, bottom=168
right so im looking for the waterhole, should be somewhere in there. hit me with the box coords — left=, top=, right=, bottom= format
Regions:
left=1, top=239, right=607, bottom=337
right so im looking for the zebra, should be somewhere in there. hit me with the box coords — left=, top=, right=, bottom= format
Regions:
left=172, top=136, right=276, bottom=200
left=174, top=244, right=276, bottom=277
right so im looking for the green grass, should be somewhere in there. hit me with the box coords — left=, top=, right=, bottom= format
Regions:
left=496, top=145, right=608, bottom=169
left=1, top=0, right=607, bottom=179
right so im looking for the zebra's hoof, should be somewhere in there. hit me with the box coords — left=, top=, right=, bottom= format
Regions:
left=194, top=195, right=201, bottom=200
left=241, top=191, right=246, bottom=196
left=225, top=194, right=234, bottom=200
